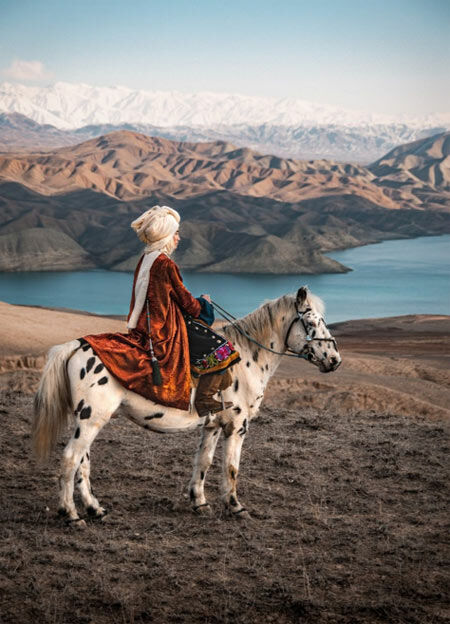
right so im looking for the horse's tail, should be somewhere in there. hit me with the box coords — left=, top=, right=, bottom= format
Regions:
left=32, top=340, right=80, bottom=462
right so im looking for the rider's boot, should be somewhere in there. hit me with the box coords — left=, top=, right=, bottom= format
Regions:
left=194, top=369, right=234, bottom=417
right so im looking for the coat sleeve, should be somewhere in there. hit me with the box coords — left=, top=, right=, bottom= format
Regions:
left=166, top=259, right=202, bottom=317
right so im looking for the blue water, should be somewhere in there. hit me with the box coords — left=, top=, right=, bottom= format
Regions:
left=0, top=235, right=448, bottom=323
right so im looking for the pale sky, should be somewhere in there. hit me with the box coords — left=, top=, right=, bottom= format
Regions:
left=0, top=0, right=449, bottom=114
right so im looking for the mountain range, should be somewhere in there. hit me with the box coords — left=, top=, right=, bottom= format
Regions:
left=0, top=130, right=449, bottom=274
left=1, top=82, right=449, bottom=162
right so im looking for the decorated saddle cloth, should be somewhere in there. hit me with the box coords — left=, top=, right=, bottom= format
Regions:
left=183, top=314, right=240, bottom=377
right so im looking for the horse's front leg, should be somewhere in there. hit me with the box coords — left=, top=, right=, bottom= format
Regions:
left=188, top=419, right=222, bottom=514
left=221, top=413, right=250, bottom=518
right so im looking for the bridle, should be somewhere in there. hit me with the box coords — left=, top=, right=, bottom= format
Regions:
left=211, top=300, right=338, bottom=362
left=284, top=304, right=338, bottom=362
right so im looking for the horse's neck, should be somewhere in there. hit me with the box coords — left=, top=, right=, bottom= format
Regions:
left=224, top=298, right=291, bottom=383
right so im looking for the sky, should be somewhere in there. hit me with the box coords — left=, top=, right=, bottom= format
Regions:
left=0, top=0, right=449, bottom=115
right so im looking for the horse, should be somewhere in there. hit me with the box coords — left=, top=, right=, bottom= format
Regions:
left=32, top=286, right=341, bottom=525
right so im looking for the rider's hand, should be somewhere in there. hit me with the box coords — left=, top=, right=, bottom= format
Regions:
left=201, top=294, right=212, bottom=303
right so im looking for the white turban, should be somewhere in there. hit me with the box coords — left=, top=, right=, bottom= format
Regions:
left=131, top=205, right=180, bottom=253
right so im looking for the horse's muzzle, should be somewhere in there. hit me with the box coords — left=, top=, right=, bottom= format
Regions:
left=319, top=356, right=341, bottom=373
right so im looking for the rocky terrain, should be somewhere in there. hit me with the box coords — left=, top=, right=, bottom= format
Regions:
left=0, top=131, right=449, bottom=274
left=0, top=303, right=448, bottom=623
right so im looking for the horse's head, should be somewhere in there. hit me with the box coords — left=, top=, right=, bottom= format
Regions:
left=285, top=287, right=341, bottom=373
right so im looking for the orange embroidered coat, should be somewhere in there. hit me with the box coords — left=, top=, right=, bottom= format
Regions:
left=84, top=254, right=201, bottom=410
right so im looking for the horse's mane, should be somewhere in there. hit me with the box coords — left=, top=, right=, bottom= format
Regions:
left=224, top=290, right=325, bottom=346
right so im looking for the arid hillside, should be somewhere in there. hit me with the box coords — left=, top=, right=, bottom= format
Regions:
left=0, top=131, right=449, bottom=273
left=1, top=130, right=449, bottom=210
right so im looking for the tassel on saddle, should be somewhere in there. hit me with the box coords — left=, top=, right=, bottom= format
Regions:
left=146, top=300, right=162, bottom=386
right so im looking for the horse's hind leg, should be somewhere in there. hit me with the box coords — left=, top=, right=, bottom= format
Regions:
left=59, top=411, right=110, bottom=524
left=221, top=414, right=249, bottom=518
left=188, top=419, right=221, bottom=514
left=75, top=449, right=106, bottom=519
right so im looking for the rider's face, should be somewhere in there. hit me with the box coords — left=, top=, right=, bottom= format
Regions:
left=173, top=231, right=180, bottom=249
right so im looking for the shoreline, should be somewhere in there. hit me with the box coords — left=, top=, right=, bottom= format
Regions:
left=1, top=300, right=449, bottom=420
left=0, top=233, right=449, bottom=276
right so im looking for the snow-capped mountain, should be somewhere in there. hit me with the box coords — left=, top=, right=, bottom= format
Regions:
left=1, top=81, right=449, bottom=129
left=0, top=82, right=449, bottom=162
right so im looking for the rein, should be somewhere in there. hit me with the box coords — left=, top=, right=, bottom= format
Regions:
left=210, top=299, right=332, bottom=361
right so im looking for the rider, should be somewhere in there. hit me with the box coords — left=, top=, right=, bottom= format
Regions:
left=83, top=205, right=239, bottom=415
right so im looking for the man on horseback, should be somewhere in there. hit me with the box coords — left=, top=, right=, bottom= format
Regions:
left=83, top=205, right=240, bottom=416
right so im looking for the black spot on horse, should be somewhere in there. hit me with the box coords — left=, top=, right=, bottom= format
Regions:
left=311, top=330, right=316, bottom=337
left=213, top=430, right=219, bottom=436
left=246, top=361, right=250, bottom=367
left=86, top=357, right=96, bottom=373
left=82, top=344, right=91, bottom=352
left=98, top=377, right=108, bottom=385
left=80, top=457, right=84, bottom=464
left=252, top=350, right=259, bottom=362
left=234, top=379, right=239, bottom=392
left=77, top=478, right=82, bottom=484
left=80, top=368, right=85, bottom=380
left=323, top=352, right=327, bottom=358
left=189, top=488, right=195, bottom=502
left=144, top=412, right=164, bottom=420
left=200, top=471, right=205, bottom=480
left=231, top=469, right=236, bottom=480
left=270, top=342, right=274, bottom=349
left=74, top=427, right=80, bottom=439
left=86, top=453, right=90, bottom=461
left=265, top=364, right=269, bottom=371
left=318, top=341, right=322, bottom=347
left=75, top=399, right=84, bottom=414
left=229, top=495, right=238, bottom=507
left=94, top=363, right=104, bottom=374
left=80, top=406, right=92, bottom=420
left=233, top=406, right=242, bottom=414
left=238, top=419, right=248, bottom=437
left=282, top=316, right=285, bottom=321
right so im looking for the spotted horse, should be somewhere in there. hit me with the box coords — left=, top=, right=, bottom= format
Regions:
left=32, top=287, right=341, bottom=525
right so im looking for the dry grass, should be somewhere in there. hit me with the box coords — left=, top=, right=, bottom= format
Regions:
left=0, top=389, right=449, bottom=624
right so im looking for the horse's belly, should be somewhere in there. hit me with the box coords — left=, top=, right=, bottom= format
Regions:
left=123, top=389, right=206, bottom=433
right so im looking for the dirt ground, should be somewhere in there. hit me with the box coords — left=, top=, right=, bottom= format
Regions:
left=0, top=395, right=449, bottom=623
left=0, top=305, right=449, bottom=623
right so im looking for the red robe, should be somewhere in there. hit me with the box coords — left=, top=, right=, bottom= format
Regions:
left=84, top=254, right=201, bottom=410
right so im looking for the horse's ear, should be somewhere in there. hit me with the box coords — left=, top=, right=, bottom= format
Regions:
left=296, top=286, right=308, bottom=307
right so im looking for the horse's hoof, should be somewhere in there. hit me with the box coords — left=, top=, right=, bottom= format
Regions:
left=86, top=506, right=108, bottom=520
left=64, top=517, right=87, bottom=529
left=232, top=508, right=251, bottom=521
left=193, top=503, right=212, bottom=516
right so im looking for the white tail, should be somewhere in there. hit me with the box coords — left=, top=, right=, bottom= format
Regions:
left=32, top=340, right=79, bottom=461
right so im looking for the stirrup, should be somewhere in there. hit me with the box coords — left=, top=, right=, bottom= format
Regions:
left=196, top=401, right=234, bottom=418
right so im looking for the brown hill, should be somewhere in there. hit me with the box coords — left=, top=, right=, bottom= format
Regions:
left=0, top=132, right=449, bottom=274
left=0, top=227, right=95, bottom=271
left=0, top=130, right=399, bottom=207
left=369, top=132, right=450, bottom=211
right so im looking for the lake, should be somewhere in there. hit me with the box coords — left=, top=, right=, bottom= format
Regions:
left=0, top=235, right=448, bottom=323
